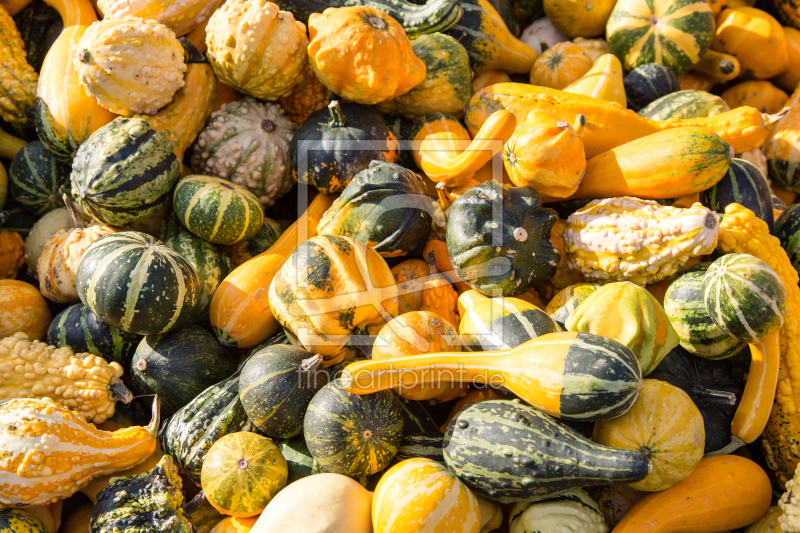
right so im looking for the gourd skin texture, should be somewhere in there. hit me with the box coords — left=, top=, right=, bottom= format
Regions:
left=712, top=7, right=789, bottom=80
left=391, top=259, right=428, bottom=314
left=638, top=90, right=730, bottom=120
left=97, top=0, right=223, bottom=36
left=74, top=17, right=186, bottom=116
left=0, top=3, right=37, bottom=127
left=372, top=458, right=481, bottom=533
left=459, top=296, right=561, bottom=351
left=307, top=6, right=426, bottom=105
left=774, top=27, right=800, bottom=93
left=546, top=282, right=600, bottom=327
left=279, top=66, right=331, bottom=127
left=531, top=42, right=593, bottom=90
left=206, top=0, right=308, bottom=101
left=509, top=489, right=608, bottom=533
left=0, top=280, right=51, bottom=340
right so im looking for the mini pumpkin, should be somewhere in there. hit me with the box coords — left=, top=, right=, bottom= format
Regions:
left=0, top=280, right=51, bottom=340
left=530, top=41, right=592, bottom=89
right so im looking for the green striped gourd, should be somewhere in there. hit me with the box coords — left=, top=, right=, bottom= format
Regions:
left=160, top=211, right=231, bottom=324
left=8, top=140, right=69, bottom=215
left=509, top=490, right=608, bottom=533
left=239, top=344, right=329, bottom=439
left=606, top=0, right=715, bottom=75
left=70, top=118, right=181, bottom=226
left=700, top=159, right=774, bottom=234
left=702, top=254, right=788, bottom=343
left=76, top=232, right=200, bottom=336
left=459, top=296, right=561, bottom=351
left=566, top=282, right=679, bottom=375
left=224, top=217, right=284, bottom=268
left=46, top=303, right=142, bottom=367
left=173, top=175, right=264, bottom=245
left=623, top=64, right=681, bottom=111
left=664, top=264, right=746, bottom=359
left=342, top=331, right=643, bottom=421
left=443, top=400, right=650, bottom=503
left=303, top=380, right=404, bottom=478
left=637, top=90, right=730, bottom=120
left=776, top=204, right=800, bottom=280
left=0, top=509, right=48, bottom=533
left=545, top=283, right=600, bottom=328
left=394, top=433, right=445, bottom=464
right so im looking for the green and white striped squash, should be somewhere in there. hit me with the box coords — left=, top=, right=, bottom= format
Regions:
left=173, top=175, right=264, bottom=245
left=545, top=282, right=600, bottom=328
left=637, top=90, right=730, bottom=120
left=70, top=117, right=181, bottom=226
left=76, top=231, right=200, bottom=336
left=394, top=433, right=445, bottom=464
left=702, top=253, right=788, bottom=343
left=606, top=0, right=715, bottom=75
left=8, top=140, right=69, bottom=215
left=664, top=264, right=745, bottom=359
left=225, top=217, right=284, bottom=268
left=303, top=380, right=404, bottom=478
left=459, top=296, right=561, bottom=351
left=776, top=204, right=800, bottom=281
left=160, top=210, right=231, bottom=324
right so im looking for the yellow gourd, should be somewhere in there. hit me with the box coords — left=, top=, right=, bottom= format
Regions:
left=0, top=126, right=25, bottom=160
left=692, top=49, right=741, bottom=81
left=213, top=517, right=259, bottom=533
left=390, top=259, right=428, bottom=315
left=712, top=7, right=789, bottom=79
left=543, top=0, right=617, bottom=38
left=564, top=53, right=626, bottom=106
left=573, top=37, right=611, bottom=61
left=679, top=71, right=717, bottom=91
left=744, top=507, right=782, bottom=533
left=773, top=27, right=800, bottom=93
left=0, top=280, right=51, bottom=340
left=472, top=70, right=512, bottom=93
left=530, top=41, right=593, bottom=89
left=721, top=80, right=789, bottom=114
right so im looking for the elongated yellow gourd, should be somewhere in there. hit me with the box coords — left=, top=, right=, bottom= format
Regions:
left=734, top=332, right=780, bottom=443
left=0, top=126, right=25, bottom=160
left=692, top=49, right=741, bottom=81
left=466, top=83, right=785, bottom=158
left=342, top=331, right=643, bottom=421
left=564, top=54, right=626, bottom=107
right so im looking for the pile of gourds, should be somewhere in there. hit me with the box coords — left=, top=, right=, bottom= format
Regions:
left=5, top=0, right=800, bottom=529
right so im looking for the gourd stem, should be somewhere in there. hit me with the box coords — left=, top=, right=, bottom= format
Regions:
left=109, top=378, right=134, bottom=404
left=62, top=191, right=85, bottom=229
left=300, top=354, right=323, bottom=374
left=691, top=387, right=737, bottom=406
left=703, top=435, right=745, bottom=457
left=147, top=396, right=161, bottom=436
left=327, top=101, right=347, bottom=128
left=767, top=107, right=791, bottom=125
left=572, top=114, right=586, bottom=137
left=183, top=491, right=208, bottom=516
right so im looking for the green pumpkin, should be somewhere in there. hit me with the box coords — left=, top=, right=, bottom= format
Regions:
left=173, top=175, right=264, bottom=245
left=637, top=90, right=730, bottom=119
left=76, top=231, right=200, bottom=335
left=623, top=64, right=681, bottom=111
left=446, top=180, right=560, bottom=297
left=776, top=204, right=800, bottom=282
left=317, top=161, right=438, bottom=258
left=70, top=117, right=181, bottom=226
left=459, top=296, right=561, bottom=351
left=303, top=380, right=404, bottom=478
left=8, top=140, right=69, bottom=214
left=0, top=509, right=48, bottom=533
left=225, top=217, right=284, bottom=268
left=289, top=101, right=400, bottom=195
left=700, top=159, right=774, bottom=234
left=161, top=210, right=231, bottom=323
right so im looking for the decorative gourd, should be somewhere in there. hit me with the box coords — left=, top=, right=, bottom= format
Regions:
left=443, top=399, right=649, bottom=503
left=269, top=235, right=399, bottom=365
left=9, top=141, right=69, bottom=215
left=317, top=161, right=437, bottom=258
left=519, top=16, right=568, bottom=53
left=0, top=396, right=158, bottom=506
left=71, top=117, right=181, bottom=226
left=0, top=4, right=37, bottom=127
left=209, top=192, right=336, bottom=348
left=96, top=0, right=222, bottom=36
left=252, top=473, right=372, bottom=533
left=504, top=112, right=586, bottom=197
left=530, top=41, right=592, bottom=89
left=546, top=282, right=600, bottom=327
left=24, top=208, right=73, bottom=272
left=564, top=198, right=721, bottom=285
left=290, top=101, right=400, bottom=195
left=692, top=49, right=741, bottom=81
left=664, top=264, right=745, bottom=359
left=190, top=98, right=296, bottom=207
left=132, top=324, right=235, bottom=417
left=744, top=507, right=782, bottom=533
left=700, top=159, right=774, bottom=233
left=0, top=280, right=50, bottom=339
left=638, top=89, right=730, bottom=120
left=278, top=66, right=331, bottom=127
left=76, top=232, right=200, bottom=335
left=774, top=27, right=800, bottom=93
left=766, top=88, right=800, bottom=193
left=447, top=181, right=559, bottom=296
left=567, top=282, right=679, bottom=375
left=445, top=0, right=537, bottom=73
left=564, top=54, right=626, bottom=106
left=612, top=455, right=772, bottom=533
left=375, top=33, right=472, bottom=120
left=0, top=212, right=24, bottom=280
left=307, top=6, right=425, bottom=105
left=372, top=458, right=481, bottom=533
left=472, top=70, right=512, bottom=92
left=344, top=331, right=643, bottom=421
left=543, top=0, right=614, bottom=37
left=173, top=175, right=264, bottom=245
left=201, top=432, right=287, bottom=518
left=239, top=344, right=328, bottom=438
left=0, top=127, right=25, bottom=161
left=211, top=517, right=258, bottom=533
left=419, top=251, right=460, bottom=327
left=623, top=64, right=681, bottom=111
left=594, top=379, right=705, bottom=491
left=722, top=81, right=788, bottom=114
left=0, top=509, right=48, bottom=533
left=391, top=259, right=428, bottom=314
left=573, top=36, right=611, bottom=59
left=460, top=296, right=560, bottom=351
left=712, top=7, right=788, bottom=80
left=776, top=204, right=800, bottom=280
left=90, top=455, right=191, bottom=533
left=224, top=218, right=283, bottom=269
left=781, top=465, right=800, bottom=533
left=509, top=490, right=608, bottom=533
left=304, top=380, right=404, bottom=477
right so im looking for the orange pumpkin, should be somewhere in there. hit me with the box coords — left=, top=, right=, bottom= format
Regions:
left=0, top=213, right=24, bottom=280
left=530, top=42, right=593, bottom=89
left=0, top=280, right=51, bottom=340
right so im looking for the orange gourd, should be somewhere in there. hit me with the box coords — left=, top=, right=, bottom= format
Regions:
left=391, top=259, right=428, bottom=314
left=530, top=42, right=592, bottom=90
left=213, top=517, right=259, bottom=533
left=472, top=71, right=512, bottom=93
left=422, top=240, right=470, bottom=293
left=420, top=251, right=460, bottom=328
left=0, top=280, right=51, bottom=339
left=0, top=212, right=24, bottom=280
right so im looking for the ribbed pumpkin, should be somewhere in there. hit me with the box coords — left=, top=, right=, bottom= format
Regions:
left=224, top=217, right=284, bottom=269
left=269, top=235, right=399, bottom=366
left=173, top=175, right=264, bottom=245
left=566, top=282, right=679, bottom=375
left=530, top=41, right=593, bottom=89
left=544, top=0, right=616, bottom=37
left=307, top=6, right=427, bottom=105
left=0, top=279, right=51, bottom=340
left=71, top=117, right=181, bottom=226
left=76, top=232, right=200, bottom=335
left=96, top=0, right=222, bottom=36
left=711, top=7, right=789, bottom=80
left=545, top=282, right=600, bottom=328
left=372, top=458, right=481, bottom=533
left=8, top=141, right=70, bottom=215
left=201, top=432, right=288, bottom=518
left=460, top=296, right=561, bottom=352
left=721, top=81, right=788, bottom=114
left=593, top=379, right=705, bottom=492
left=607, top=0, right=715, bottom=75
left=205, top=0, right=308, bottom=101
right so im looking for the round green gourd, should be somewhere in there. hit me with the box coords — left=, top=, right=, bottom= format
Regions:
left=700, top=159, right=774, bottom=235
left=664, top=264, right=746, bottom=359
left=8, top=140, right=69, bottom=215
left=70, top=117, right=181, bottom=226
left=239, top=344, right=329, bottom=439
left=623, top=64, right=681, bottom=111
left=774, top=204, right=800, bottom=281
left=303, top=380, right=404, bottom=478
left=131, top=323, right=236, bottom=418
left=637, top=90, right=730, bottom=119
left=0, top=509, right=49, bottom=533
left=76, top=231, right=200, bottom=336
left=459, top=296, right=561, bottom=351
left=702, top=253, right=788, bottom=343
left=446, top=180, right=560, bottom=297
left=173, top=175, right=264, bottom=245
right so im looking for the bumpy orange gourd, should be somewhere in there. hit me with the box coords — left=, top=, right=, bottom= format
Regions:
left=307, top=6, right=426, bottom=105
left=279, top=66, right=331, bottom=127
left=97, top=0, right=222, bottom=36
left=0, top=280, right=50, bottom=340
left=530, top=42, right=592, bottom=90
